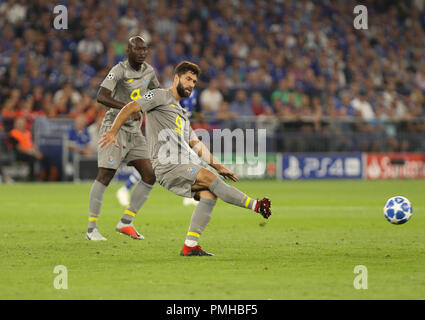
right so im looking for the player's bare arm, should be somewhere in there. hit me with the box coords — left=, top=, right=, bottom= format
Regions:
left=98, top=101, right=141, bottom=148
left=97, top=87, right=126, bottom=109
left=189, top=138, right=238, bottom=182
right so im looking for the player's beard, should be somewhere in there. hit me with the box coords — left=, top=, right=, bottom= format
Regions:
left=177, top=79, right=191, bottom=98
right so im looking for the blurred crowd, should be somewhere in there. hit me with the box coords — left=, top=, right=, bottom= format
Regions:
left=1, top=0, right=425, bottom=159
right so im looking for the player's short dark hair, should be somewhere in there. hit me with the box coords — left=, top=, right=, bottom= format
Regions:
left=174, top=61, right=201, bottom=78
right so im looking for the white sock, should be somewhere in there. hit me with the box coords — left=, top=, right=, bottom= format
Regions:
left=184, top=239, right=198, bottom=247
left=251, top=200, right=258, bottom=211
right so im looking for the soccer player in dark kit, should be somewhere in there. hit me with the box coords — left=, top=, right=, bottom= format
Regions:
left=86, top=36, right=159, bottom=241
left=99, top=61, right=272, bottom=256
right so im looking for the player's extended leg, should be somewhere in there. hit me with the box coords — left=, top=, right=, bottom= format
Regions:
left=116, top=169, right=141, bottom=207
left=180, top=190, right=217, bottom=256
left=116, top=159, right=156, bottom=240
left=86, top=167, right=116, bottom=240
left=192, top=168, right=271, bottom=219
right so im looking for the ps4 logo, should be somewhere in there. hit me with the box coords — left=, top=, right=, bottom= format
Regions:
left=283, top=155, right=362, bottom=180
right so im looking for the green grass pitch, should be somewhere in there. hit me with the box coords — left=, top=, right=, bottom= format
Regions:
left=0, top=179, right=424, bottom=300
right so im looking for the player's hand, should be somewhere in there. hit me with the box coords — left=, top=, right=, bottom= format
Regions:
left=217, top=166, right=238, bottom=182
left=98, top=131, right=118, bottom=149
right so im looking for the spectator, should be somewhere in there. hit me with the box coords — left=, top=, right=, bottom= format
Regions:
left=31, top=85, right=45, bottom=113
left=67, top=114, right=94, bottom=157
left=374, top=95, right=399, bottom=152
left=55, top=65, right=74, bottom=90
left=1, top=88, right=21, bottom=131
left=410, top=87, right=425, bottom=107
left=0, top=115, right=13, bottom=183
left=271, top=76, right=302, bottom=108
left=255, top=105, right=280, bottom=150
left=15, top=96, right=36, bottom=127
left=273, top=98, right=285, bottom=118
left=0, top=0, right=27, bottom=25
left=415, top=64, right=425, bottom=91
left=229, top=90, right=253, bottom=117
left=53, top=82, right=82, bottom=114
left=112, top=25, right=129, bottom=59
left=0, top=0, right=425, bottom=155
left=301, top=68, right=319, bottom=97
left=77, top=28, right=104, bottom=61
left=339, top=92, right=357, bottom=118
left=168, top=42, right=189, bottom=65
left=391, top=94, right=410, bottom=120
left=120, top=8, right=139, bottom=36
left=161, top=64, right=174, bottom=88
left=19, top=76, right=32, bottom=99
left=382, top=81, right=397, bottom=108
left=351, top=90, right=375, bottom=122
left=278, top=92, right=298, bottom=120
left=213, top=101, right=237, bottom=129
left=41, top=92, right=54, bottom=118
left=351, top=90, right=378, bottom=151
left=200, top=78, right=223, bottom=117
left=269, top=54, right=286, bottom=84
left=69, top=91, right=96, bottom=121
left=87, top=112, right=104, bottom=152
left=73, top=69, right=91, bottom=92
left=191, top=112, right=210, bottom=131
left=298, top=94, right=313, bottom=118
left=154, top=4, right=176, bottom=37
left=216, top=71, right=233, bottom=101
left=8, top=117, right=51, bottom=181
left=250, top=92, right=272, bottom=116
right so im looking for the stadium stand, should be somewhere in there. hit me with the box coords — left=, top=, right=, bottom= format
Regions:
left=1, top=0, right=425, bottom=180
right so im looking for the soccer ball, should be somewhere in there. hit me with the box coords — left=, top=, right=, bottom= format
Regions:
left=383, top=196, right=413, bottom=225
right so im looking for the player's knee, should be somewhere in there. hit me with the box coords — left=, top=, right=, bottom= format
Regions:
left=197, top=168, right=217, bottom=189
left=141, top=166, right=156, bottom=185
left=96, top=176, right=113, bottom=186
left=206, top=191, right=218, bottom=201
left=134, top=160, right=156, bottom=185
left=142, top=172, right=156, bottom=186
left=96, top=168, right=115, bottom=186
left=197, top=190, right=217, bottom=201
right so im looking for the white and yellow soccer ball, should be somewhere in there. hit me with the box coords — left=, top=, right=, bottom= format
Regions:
left=383, top=196, right=413, bottom=225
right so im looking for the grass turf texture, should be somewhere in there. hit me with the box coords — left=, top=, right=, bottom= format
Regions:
left=0, top=180, right=424, bottom=300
